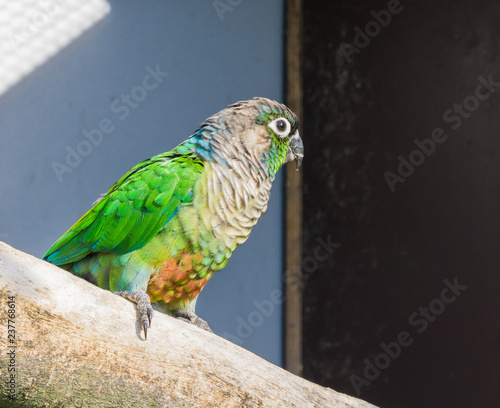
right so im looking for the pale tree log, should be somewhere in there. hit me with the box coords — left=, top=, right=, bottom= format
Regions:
left=0, top=242, right=378, bottom=408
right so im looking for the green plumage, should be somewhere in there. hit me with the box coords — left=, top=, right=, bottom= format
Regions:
left=44, top=97, right=303, bottom=331
left=46, top=151, right=202, bottom=263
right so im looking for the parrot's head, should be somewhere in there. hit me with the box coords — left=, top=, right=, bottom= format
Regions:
left=192, top=97, right=303, bottom=180
left=253, top=97, right=303, bottom=173
left=225, top=97, right=303, bottom=177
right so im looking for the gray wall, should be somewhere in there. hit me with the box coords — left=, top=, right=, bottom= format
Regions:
left=0, top=1, right=285, bottom=365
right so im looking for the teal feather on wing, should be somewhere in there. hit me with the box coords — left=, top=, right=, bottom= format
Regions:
left=44, top=151, right=204, bottom=265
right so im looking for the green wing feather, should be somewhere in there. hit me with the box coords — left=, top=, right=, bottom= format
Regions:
left=43, top=150, right=204, bottom=265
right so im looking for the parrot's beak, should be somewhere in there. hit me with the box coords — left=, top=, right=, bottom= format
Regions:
left=287, top=131, right=304, bottom=171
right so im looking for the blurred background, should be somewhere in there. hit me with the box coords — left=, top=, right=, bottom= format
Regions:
left=1, top=1, right=499, bottom=407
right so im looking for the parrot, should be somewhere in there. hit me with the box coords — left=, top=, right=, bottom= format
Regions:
left=43, top=97, right=303, bottom=339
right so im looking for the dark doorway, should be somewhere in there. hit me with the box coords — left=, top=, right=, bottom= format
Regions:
left=301, top=1, right=500, bottom=407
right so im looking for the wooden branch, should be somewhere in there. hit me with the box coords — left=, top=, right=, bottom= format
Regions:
left=0, top=242, right=378, bottom=408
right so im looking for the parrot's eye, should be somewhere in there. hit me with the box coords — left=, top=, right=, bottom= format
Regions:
left=269, top=117, right=291, bottom=138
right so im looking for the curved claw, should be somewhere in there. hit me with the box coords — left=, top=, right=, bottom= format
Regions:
left=148, top=308, right=153, bottom=328
left=114, top=290, right=154, bottom=340
left=142, top=308, right=153, bottom=340
left=174, top=310, right=213, bottom=333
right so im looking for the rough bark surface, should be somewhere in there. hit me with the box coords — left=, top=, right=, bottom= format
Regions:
left=0, top=242, right=378, bottom=408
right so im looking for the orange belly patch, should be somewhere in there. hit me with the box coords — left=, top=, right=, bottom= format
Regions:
left=146, top=253, right=213, bottom=307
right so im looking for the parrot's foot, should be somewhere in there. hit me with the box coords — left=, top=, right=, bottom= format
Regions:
left=174, top=311, right=213, bottom=333
left=114, top=291, right=154, bottom=340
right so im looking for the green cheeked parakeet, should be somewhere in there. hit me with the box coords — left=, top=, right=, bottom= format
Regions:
left=43, top=98, right=303, bottom=338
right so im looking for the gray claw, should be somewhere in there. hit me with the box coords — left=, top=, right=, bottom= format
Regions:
left=174, top=310, right=213, bottom=333
left=148, top=309, right=153, bottom=327
left=114, top=290, right=154, bottom=340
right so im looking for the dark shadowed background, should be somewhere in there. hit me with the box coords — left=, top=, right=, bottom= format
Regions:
left=301, top=1, right=500, bottom=407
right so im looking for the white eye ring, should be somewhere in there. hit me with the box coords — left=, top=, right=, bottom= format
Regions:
left=269, top=117, right=291, bottom=138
